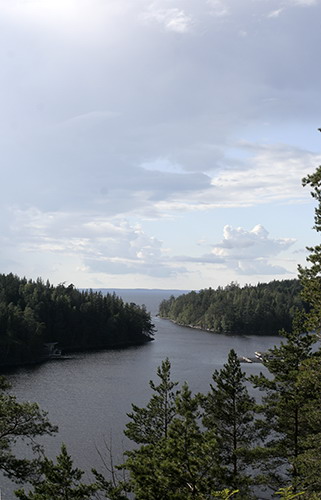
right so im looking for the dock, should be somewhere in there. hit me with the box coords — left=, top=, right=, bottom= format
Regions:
left=238, top=352, right=264, bottom=364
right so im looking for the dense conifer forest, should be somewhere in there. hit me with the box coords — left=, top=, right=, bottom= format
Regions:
left=0, top=274, right=154, bottom=367
left=159, top=279, right=306, bottom=335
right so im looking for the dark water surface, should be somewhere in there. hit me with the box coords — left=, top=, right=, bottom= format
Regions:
left=1, top=290, right=282, bottom=498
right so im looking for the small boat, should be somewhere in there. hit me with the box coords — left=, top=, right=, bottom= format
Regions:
left=242, top=356, right=253, bottom=363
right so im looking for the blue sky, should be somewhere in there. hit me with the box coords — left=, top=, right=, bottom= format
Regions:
left=1, top=0, right=321, bottom=290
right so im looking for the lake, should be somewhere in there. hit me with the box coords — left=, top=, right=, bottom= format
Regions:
left=1, top=289, right=282, bottom=498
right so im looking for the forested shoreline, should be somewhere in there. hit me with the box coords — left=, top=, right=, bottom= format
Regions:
left=159, top=279, right=306, bottom=335
left=0, top=274, right=155, bottom=368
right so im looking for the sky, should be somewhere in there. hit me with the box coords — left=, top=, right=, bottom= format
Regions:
left=1, top=0, right=321, bottom=291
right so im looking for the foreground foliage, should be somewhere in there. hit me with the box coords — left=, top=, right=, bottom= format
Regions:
left=250, top=323, right=318, bottom=491
left=0, top=376, right=57, bottom=483
left=202, top=349, right=257, bottom=496
left=124, top=358, right=180, bottom=445
left=15, top=444, right=97, bottom=500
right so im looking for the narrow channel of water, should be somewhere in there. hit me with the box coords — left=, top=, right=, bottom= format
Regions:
left=1, top=290, right=282, bottom=498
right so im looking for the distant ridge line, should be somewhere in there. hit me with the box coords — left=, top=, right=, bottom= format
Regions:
left=82, top=288, right=192, bottom=293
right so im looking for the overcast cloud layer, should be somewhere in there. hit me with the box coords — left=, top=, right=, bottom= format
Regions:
left=1, top=0, right=320, bottom=289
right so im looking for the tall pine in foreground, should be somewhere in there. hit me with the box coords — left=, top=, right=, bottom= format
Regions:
left=251, top=153, right=321, bottom=493
left=250, top=317, right=317, bottom=491
left=123, top=383, right=222, bottom=500
left=295, top=357, right=321, bottom=496
left=124, top=358, right=180, bottom=444
left=292, top=157, right=321, bottom=496
left=299, top=164, right=321, bottom=334
left=202, top=349, right=257, bottom=498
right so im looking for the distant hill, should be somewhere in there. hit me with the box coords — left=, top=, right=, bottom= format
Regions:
left=86, top=289, right=190, bottom=316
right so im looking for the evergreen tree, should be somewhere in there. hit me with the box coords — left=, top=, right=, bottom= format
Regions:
left=0, top=274, right=155, bottom=367
left=124, top=383, right=222, bottom=500
left=202, top=349, right=257, bottom=497
left=274, top=486, right=305, bottom=499
left=294, top=357, right=321, bottom=495
left=0, top=376, right=57, bottom=483
left=250, top=315, right=317, bottom=491
left=124, top=358, right=180, bottom=444
left=249, top=156, right=321, bottom=494
left=298, top=164, right=321, bottom=333
left=92, top=469, right=130, bottom=500
left=15, top=444, right=97, bottom=500
left=158, top=280, right=303, bottom=336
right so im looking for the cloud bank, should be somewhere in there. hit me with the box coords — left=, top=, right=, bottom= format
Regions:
left=0, top=0, right=319, bottom=287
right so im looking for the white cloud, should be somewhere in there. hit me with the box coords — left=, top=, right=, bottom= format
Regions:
left=268, top=8, right=284, bottom=18
left=289, top=0, right=318, bottom=5
left=6, top=208, right=184, bottom=278
left=209, top=144, right=321, bottom=207
left=0, top=0, right=133, bottom=44
left=207, top=0, right=230, bottom=17
left=170, top=224, right=296, bottom=277
left=212, top=224, right=295, bottom=257
left=5, top=204, right=296, bottom=280
left=268, top=0, right=317, bottom=18
left=234, top=259, right=291, bottom=276
left=210, top=224, right=295, bottom=275
left=150, top=144, right=321, bottom=214
left=141, top=6, right=193, bottom=33
left=173, top=254, right=224, bottom=264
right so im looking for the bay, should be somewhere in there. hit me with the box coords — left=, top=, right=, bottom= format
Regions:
left=1, top=289, right=281, bottom=498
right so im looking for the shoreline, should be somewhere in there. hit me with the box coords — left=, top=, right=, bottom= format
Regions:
left=0, top=336, right=153, bottom=372
left=159, top=315, right=282, bottom=337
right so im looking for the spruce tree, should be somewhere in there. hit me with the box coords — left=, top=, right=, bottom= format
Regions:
left=15, top=444, right=97, bottom=500
left=250, top=315, right=317, bottom=491
left=124, top=383, right=222, bottom=500
left=298, top=163, right=321, bottom=333
left=294, top=357, right=321, bottom=495
left=249, top=156, right=321, bottom=493
left=0, top=376, right=57, bottom=483
left=124, top=358, right=180, bottom=444
left=202, top=349, right=257, bottom=496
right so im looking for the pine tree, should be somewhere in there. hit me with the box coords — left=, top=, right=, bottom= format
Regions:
left=249, top=154, right=321, bottom=494
left=0, top=376, right=57, bottom=483
left=124, top=358, right=180, bottom=444
left=250, top=314, right=317, bottom=491
left=298, top=163, right=321, bottom=333
left=294, top=356, right=321, bottom=495
left=15, top=444, right=97, bottom=500
left=124, top=383, right=222, bottom=500
left=202, top=349, right=257, bottom=496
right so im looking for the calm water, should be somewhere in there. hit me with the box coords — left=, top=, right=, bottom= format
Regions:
left=1, top=290, right=282, bottom=498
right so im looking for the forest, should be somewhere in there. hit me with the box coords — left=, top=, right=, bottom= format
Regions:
left=1, top=164, right=321, bottom=499
left=0, top=275, right=154, bottom=367
left=158, top=279, right=306, bottom=335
